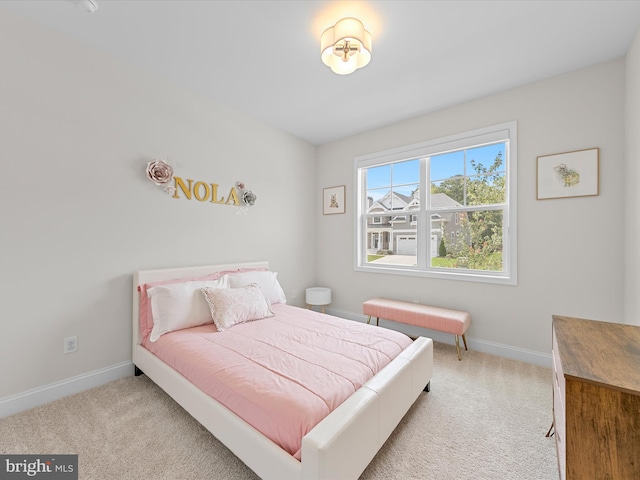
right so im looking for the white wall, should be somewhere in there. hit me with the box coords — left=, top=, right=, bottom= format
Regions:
left=316, top=60, right=626, bottom=362
left=625, top=30, right=640, bottom=326
left=0, top=10, right=317, bottom=400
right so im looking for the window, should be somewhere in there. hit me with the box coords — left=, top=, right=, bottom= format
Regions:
left=354, top=122, right=517, bottom=284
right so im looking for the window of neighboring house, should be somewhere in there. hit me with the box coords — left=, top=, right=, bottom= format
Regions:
left=354, top=121, right=517, bottom=284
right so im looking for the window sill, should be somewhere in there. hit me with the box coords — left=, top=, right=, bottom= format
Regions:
left=354, top=263, right=517, bottom=286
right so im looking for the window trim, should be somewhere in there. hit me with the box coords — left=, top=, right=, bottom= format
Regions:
left=353, top=121, right=517, bottom=285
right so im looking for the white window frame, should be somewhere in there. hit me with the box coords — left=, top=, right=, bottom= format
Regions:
left=354, top=121, right=517, bottom=285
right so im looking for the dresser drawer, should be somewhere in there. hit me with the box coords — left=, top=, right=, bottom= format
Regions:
left=552, top=325, right=566, bottom=480
left=552, top=375, right=565, bottom=480
left=552, top=329, right=565, bottom=405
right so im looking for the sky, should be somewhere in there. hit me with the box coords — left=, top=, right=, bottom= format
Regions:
left=366, top=141, right=506, bottom=201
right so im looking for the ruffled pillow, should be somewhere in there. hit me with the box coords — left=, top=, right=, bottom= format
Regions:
left=201, top=284, right=274, bottom=331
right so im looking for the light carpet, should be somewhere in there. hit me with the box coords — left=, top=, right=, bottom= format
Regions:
left=0, top=341, right=558, bottom=479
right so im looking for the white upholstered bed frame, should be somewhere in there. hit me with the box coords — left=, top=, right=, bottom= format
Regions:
left=132, top=262, right=433, bottom=480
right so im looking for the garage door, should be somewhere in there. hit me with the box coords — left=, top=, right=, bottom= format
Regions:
left=397, top=236, right=416, bottom=255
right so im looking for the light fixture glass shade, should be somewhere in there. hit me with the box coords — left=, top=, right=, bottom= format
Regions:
left=320, top=17, right=372, bottom=75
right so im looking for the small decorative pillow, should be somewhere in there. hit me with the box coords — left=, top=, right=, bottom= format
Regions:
left=201, top=284, right=274, bottom=331
left=227, top=270, right=287, bottom=304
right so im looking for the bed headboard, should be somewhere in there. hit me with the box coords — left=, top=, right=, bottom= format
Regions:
left=132, top=261, right=269, bottom=348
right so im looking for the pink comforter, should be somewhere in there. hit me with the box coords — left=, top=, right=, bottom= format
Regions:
left=146, top=304, right=412, bottom=459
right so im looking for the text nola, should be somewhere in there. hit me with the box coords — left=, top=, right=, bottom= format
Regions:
left=172, top=177, right=240, bottom=206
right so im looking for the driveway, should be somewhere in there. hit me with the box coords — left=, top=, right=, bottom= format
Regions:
left=370, top=255, right=417, bottom=266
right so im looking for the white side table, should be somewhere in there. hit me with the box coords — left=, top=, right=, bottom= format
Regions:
left=305, top=287, right=332, bottom=314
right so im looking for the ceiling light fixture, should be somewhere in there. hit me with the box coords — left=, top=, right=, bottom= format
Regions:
left=71, top=0, right=99, bottom=13
left=320, top=17, right=372, bottom=75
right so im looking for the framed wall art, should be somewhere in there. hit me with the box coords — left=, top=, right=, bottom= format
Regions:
left=323, top=185, right=346, bottom=215
left=536, top=148, right=599, bottom=200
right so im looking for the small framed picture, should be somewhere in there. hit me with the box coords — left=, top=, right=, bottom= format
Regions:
left=323, top=185, right=346, bottom=215
left=536, top=148, right=599, bottom=200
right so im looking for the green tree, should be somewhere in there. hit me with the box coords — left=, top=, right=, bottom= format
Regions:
left=432, top=152, right=505, bottom=271
left=467, top=152, right=504, bottom=256
left=431, top=175, right=464, bottom=203
left=438, top=237, right=447, bottom=257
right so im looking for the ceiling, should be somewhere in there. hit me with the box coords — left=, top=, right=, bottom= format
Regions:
left=3, top=0, right=640, bottom=145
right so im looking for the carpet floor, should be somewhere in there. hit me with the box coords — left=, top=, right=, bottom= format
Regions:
left=0, top=341, right=558, bottom=479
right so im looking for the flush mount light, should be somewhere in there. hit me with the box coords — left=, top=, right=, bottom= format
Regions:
left=70, top=0, right=99, bottom=13
left=320, top=17, right=372, bottom=75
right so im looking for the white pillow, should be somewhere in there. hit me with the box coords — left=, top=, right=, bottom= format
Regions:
left=201, top=284, right=274, bottom=331
left=227, top=270, right=287, bottom=304
left=148, top=277, right=229, bottom=342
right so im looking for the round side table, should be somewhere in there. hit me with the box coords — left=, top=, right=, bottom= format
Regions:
left=305, top=287, right=332, bottom=314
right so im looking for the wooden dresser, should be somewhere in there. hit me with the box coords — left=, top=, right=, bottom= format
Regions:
left=552, top=315, right=640, bottom=480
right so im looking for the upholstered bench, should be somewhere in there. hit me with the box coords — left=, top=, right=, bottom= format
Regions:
left=363, top=298, right=471, bottom=360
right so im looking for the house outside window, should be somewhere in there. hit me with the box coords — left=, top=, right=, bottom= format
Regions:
left=354, top=122, right=517, bottom=284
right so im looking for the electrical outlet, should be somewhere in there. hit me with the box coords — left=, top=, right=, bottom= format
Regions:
left=64, top=336, right=77, bottom=354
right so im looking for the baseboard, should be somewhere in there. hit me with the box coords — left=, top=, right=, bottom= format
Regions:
left=0, top=361, right=134, bottom=419
left=326, top=307, right=552, bottom=368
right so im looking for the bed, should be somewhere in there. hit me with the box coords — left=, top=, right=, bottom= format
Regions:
left=132, top=261, right=433, bottom=479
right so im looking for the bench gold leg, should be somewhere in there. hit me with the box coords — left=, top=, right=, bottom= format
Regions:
left=455, top=335, right=462, bottom=361
left=366, top=315, right=372, bottom=325
left=462, top=333, right=468, bottom=351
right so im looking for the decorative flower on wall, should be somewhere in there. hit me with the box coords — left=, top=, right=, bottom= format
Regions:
left=146, top=159, right=175, bottom=195
left=236, top=182, right=257, bottom=206
left=147, top=159, right=173, bottom=184
left=236, top=181, right=256, bottom=215
left=243, top=190, right=257, bottom=205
